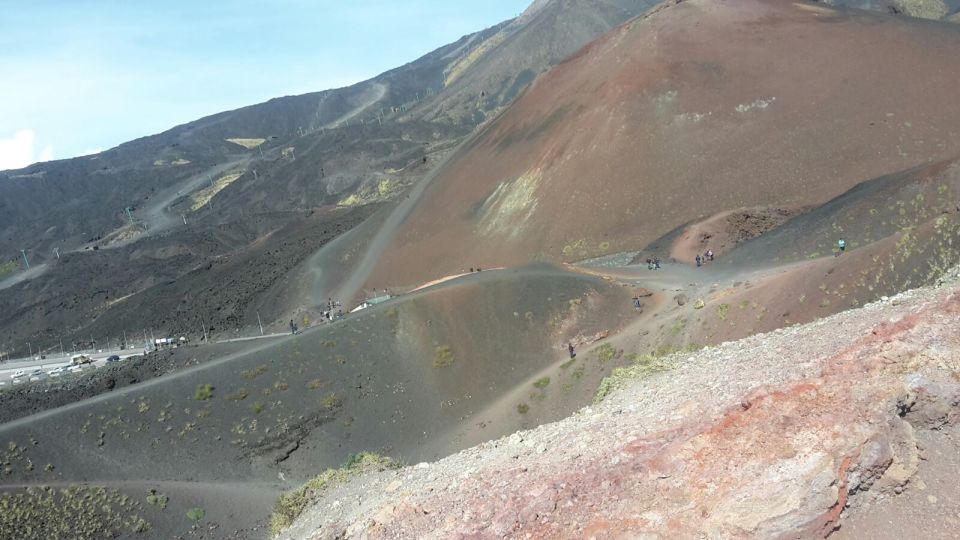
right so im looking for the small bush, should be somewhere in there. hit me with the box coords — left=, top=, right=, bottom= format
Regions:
left=186, top=507, right=205, bottom=521
left=274, top=382, right=289, bottom=392
left=307, top=379, right=326, bottom=390
left=594, top=343, right=619, bottom=363
left=240, top=366, right=268, bottom=380
left=321, top=393, right=342, bottom=410
left=146, top=491, right=168, bottom=510
left=433, top=346, right=454, bottom=368
left=716, top=304, right=730, bottom=321
left=251, top=402, right=265, bottom=414
left=516, top=403, right=529, bottom=414
left=194, top=384, right=214, bottom=401
left=533, top=377, right=550, bottom=389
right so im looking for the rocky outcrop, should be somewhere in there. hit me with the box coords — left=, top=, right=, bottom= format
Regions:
left=280, top=268, right=960, bottom=539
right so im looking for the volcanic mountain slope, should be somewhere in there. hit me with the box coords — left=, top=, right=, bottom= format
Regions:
left=362, top=0, right=960, bottom=293
left=0, top=266, right=634, bottom=538
left=0, top=0, right=663, bottom=357
left=821, top=0, right=960, bottom=19
left=280, top=267, right=960, bottom=539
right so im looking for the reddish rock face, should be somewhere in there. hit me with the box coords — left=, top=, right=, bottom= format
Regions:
left=282, top=271, right=960, bottom=539
left=368, top=0, right=960, bottom=290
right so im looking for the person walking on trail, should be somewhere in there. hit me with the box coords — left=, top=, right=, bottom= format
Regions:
left=654, top=257, right=661, bottom=270
left=646, top=258, right=653, bottom=270
left=837, top=238, right=846, bottom=256
left=568, top=342, right=576, bottom=359
left=289, top=320, right=296, bottom=335
left=696, top=254, right=702, bottom=267
left=634, top=297, right=643, bottom=311
left=707, top=249, right=714, bottom=262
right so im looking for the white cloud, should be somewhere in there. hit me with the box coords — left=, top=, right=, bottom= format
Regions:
left=0, top=129, right=54, bottom=170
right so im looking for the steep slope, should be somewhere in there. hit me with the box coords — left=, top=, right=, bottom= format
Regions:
left=364, top=0, right=960, bottom=292
left=0, top=0, right=664, bottom=357
left=279, top=267, right=960, bottom=539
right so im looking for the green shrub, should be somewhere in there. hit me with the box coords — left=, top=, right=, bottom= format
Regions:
left=433, top=346, right=454, bottom=368
left=533, top=377, right=550, bottom=389
left=194, top=384, right=214, bottom=401
left=516, top=403, right=529, bottom=414
left=321, top=393, right=341, bottom=410
left=186, top=507, right=205, bottom=521
left=146, top=491, right=168, bottom=510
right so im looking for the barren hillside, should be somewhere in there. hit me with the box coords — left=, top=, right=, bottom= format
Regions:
left=366, top=0, right=960, bottom=291
left=280, top=267, right=960, bottom=539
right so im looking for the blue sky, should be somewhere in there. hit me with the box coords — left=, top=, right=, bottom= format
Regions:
left=0, top=0, right=530, bottom=169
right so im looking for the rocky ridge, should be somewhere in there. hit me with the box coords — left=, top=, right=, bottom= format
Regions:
left=280, top=267, right=960, bottom=539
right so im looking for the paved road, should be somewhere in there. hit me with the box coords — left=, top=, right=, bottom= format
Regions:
left=0, top=350, right=144, bottom=381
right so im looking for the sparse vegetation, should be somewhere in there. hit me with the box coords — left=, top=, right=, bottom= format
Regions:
left=146, top=490, right=168, bottom=510
left=271, top=453, right=398, bottom=536
left=321, top=393, right=342, bottom=410
left=516, top=403, right=529, bottom=414
left=274, top=382, right=289, bottom=392
left=533, top=377, right=551, bottom=389
left=594, top=343, right=620, bottom=363
left=0, top=485, right=151, bottom=538
left=594, top=350, right=674, bottom=403
left=307, top=379, right=326, bottom=390
left=241, top=366, right=268, bottom=380
left=194, top=384, right=215, bottom=401
left=433, top=345, right=455, bottom=368
left=186, top=507, right=205, bottom=521
left=716, top=303, right=730, bottom=321
left=251, top=402, right=265, bottom=414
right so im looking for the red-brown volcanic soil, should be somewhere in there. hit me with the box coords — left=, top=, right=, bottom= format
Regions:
left=366, top=0, right=960, bottom=291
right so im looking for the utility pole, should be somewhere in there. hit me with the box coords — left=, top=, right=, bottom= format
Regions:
left=20, top=249, right=29, bottom=269
left=53, top=247, right=60, bottom=260
left=27, top=342, right=32, bottom=359
left=181, top=214, right=187, bottom=225
left=59, top=338, right=64, bottom=358
left=200, top=319, right=208, bottom=342
left=122, top=330, right=127, bottom=349
left=125, top=207, right=134, bottom=223
left=256, top=311, right=264, bottom=336
left=258, top=145, right=264, bottom=159
left=252, top=169, right=258, bottom=181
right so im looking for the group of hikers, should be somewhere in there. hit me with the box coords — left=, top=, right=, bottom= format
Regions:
left=323, top=298, right=344, bottom=322
left=645, top=257, right=662, bottom=270
left=695, top=249, right=715, bottom=267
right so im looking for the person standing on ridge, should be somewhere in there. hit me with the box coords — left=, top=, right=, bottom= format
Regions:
left=696, top=254, right=702, bottom=267
left=568, top=343, right=576, bottom=359
left=837, top=238, right=846, bottom=256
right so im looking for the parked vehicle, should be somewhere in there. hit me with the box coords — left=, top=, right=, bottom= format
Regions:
left=106, top=355, right=120, bottom=363
left=10, top=370, right=25, bottom=379
left=48, top=366, right=67, bottom=377
left=70, top=354, right=93, bottom=366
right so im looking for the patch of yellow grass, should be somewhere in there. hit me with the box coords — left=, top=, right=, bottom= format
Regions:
left=191, top=173, right=243, bottom=211
left=226, top=138, right=266, bottom=149
left=444, top=31, right=507, bottom=87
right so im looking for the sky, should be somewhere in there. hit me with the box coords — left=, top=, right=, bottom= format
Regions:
left=0, top=0, right=530, bottom=170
